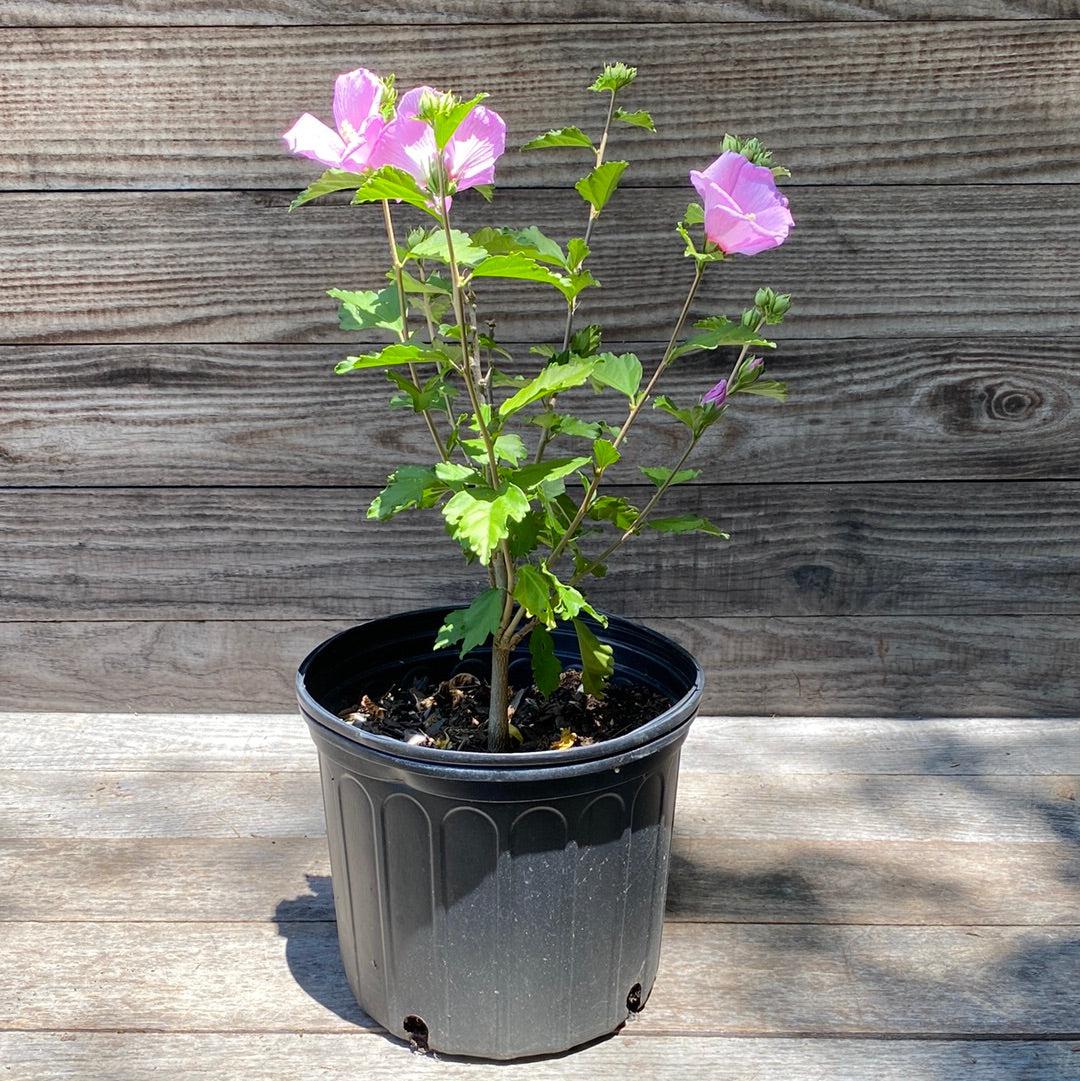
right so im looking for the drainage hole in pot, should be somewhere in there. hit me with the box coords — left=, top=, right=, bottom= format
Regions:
left=626, top=984, right=644, bottom=1013
left=403, top=1014, right=429, bottom=1051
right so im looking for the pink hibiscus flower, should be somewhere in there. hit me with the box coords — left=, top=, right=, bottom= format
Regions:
left=690, top=151, right=794, bottom=256
left=283, top=67, right=391, bottom=172
left=371, top=86, right=506, bottom=207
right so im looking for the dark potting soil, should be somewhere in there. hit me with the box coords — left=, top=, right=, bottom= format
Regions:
left=338, top=669, right=671, bottom=753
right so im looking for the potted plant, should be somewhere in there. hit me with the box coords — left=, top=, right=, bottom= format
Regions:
left=285, top=62, right=794, bottom=1060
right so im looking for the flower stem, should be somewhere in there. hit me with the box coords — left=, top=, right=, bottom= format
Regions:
left=380, top=199, right=448, bottom=462
left=545, top=262, right=705, bottom=570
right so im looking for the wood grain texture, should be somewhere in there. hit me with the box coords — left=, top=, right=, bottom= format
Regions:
left=4, top=23, right=1079, bottom=188
left=3, top=615, right=1077, bottom=716
left=6, top=713, right=1078, bottom=774
left=4, top=186, right=1079, bottom=344
left=3, top=920, right=1079, bottom=1035
left=3, top=483, right=1078, bottom=619
left=4, top=835, right=1078, bottom=925
left=5, top=338, right=1078, bottom=486
left=3, top=1033, right=1079, bottom=1081
left=5, top=2, right=1078, bottom=26
left=4, top=768, right=1076, bottom=842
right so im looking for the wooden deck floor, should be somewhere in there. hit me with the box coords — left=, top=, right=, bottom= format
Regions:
left=2, top=713, right=1079, bottom=1079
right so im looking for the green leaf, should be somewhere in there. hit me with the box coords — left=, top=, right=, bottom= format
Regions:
left=385, top=370, right=455, bottom=413
left=614, top=107, right=655, bottom=132
left=684, top=201, right=705, bottom=226
left=367, top=466, right=437, bottom=521
left=575, top=160, right=628, bottom=216
left=459, top=433, right=529, bottom=467
left=653, top=394, right=723, bottom=440
left=566, top=238, right=590, bottom=270
left=289, top=169, right=369, bottom=211
left=640, top=466, right=700, bottom=487
left=398, top=270, right=452, bottom=295
left=591, top=351, right=642, bottom=398
left=648, top=514, right=729, bottom=538
left=351, top=166, right=438, bottom=218
left=335, top=343, right=449, bottom=374
left=418, top=92, right=489, bottom=150
left=740, top=379, right=788, bottom=402
left=521, top=126, right=596, bottom=152
left=513, top=564, right=555, bottom=627
left=510, top=456, right=592, bottom=492
left=471, top=226, right=565, bottom=267
left=442, top=483, right=530, bottom=563
left=592, top=438, right=620, bottom=471
left=588, top=494, right=639, bottom=531
left=532, top=413, right=612, bottom=442
left=407, top=228, right=489, bottom=267
left=327, top=287, right=402, bottom=334
left=572, top=618, right=614, bottom=697
left=469, top=253, right=571, bottom=292
left=434, top=461, right=477, bottom=485
left=498, top=358, right=597, bottom=418
left=528, top=625, right=562, bottom=697
left=589, top=62, right=637, bottom=93
left=434, top=587, right=504, bottom=657
left=550, top=574, right=607, bottom=625
left=569, top=324, right=602, bottom=357
left=670, top=316, right=775, bottom=361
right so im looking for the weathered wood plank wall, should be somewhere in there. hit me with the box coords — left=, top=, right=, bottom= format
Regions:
left=1, top=3, right=1078, bottom=714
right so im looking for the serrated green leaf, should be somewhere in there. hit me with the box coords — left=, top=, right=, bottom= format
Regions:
left=592, top=438, right=620, bottom=471
left=289, top=169, right=369, bottom=211
left=351, top=165, right=438, bottom=217
left=471, top=226, right=565, bottom=267
left=434, top=460, right=477, bottom=485
left=510, top=456, right=592, bottom=492
left=589, top=62, right=637, bottom=93
left=588, top=494, right=639, bottom=531
left=670, top=316, right=776, bottom=361
left=740, top=379, right=788, bottom=402
left=521, top=126, right=596, bottom=152
left=591, top=351, right=642, bottom=398
left=513, top=564, right=555, bottom=627
left=566, top=237, right=590, bottom=270
left=684, top=201, right=705, bottom=226
left=335, top=343, right=450, bottom=374
left=385, top=370, right=455, bottom=413
left=507, top=510, right=543, bottom=557
left=468, top=253, right=571, bottom=294
left=653, top=394, right=723, bottom=439
left=550, top=573, right=606, bottom=626
left=434, top=587, right=504, bottom=657
left=398, top=270, right=452, bottom=295
left=499, top=358, right=597, bottom=418
left=528, top=625, right=562, bottom=697
left=575, top=160, right=628, bottom=216
left=407, top=228, right=488, bottom=267
left=614, top=107, right=655, bottom=132
left=442, top=483, right=530, bottom=563
left=327, top=287, right=402, bottom=334
left=459, top=433, right=529, bottom=467
left=421, top=92, right=489, bottom=150
left=640, top=466, right=700, bottom=487
left=367, top=466, right=438, bottom=521
left=573, top=618, right=614, bottom=697
left=648, top=514, right=729, bottom=538
left=569, top=324, right=602, bottom=357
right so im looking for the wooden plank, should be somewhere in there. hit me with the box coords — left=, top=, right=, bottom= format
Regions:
left=3, top=187, right=1079, bottom=344
left=3, top=483, right=1078, bottom=620
left=5, top=714, right=1079, bottom=775
left=5, top=2, right=1077, bottom=26
left=5, top=338, right=1079, bottom=486
left=3, top=616, right=1076, bottom=717
left=4, top=24, right=1079, bottom=188
left=3, top=835, right=1078, bottom=926
left=3, top=1033, right=1079, bottom=1081
left=3, top=768, right=1076, bottom=842
left=2, top=920, right=1078, bottom=1035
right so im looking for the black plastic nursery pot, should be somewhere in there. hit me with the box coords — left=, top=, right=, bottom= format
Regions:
left=296, top=607, right=704, bottom=1060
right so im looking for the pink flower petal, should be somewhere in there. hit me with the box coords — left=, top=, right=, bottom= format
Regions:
left=332, top=68, right=385, bottom=144
left=282, top=113, right=346, bottom=168
left=445, top=105, right=506, bottom=190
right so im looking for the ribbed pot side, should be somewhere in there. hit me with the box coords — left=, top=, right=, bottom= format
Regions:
left=297, top=609, right=703, bottom=1060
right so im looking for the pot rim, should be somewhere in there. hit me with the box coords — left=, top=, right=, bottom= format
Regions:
left=296, top=606, right=704, bottom=773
